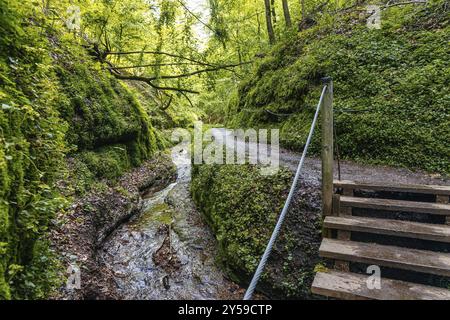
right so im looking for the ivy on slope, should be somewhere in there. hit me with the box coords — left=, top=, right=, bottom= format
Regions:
left=230, top=1, right=450, bottom=174
left=0, top=0, right=69, bottom=299
left=0, top=0, right=163, bottom=299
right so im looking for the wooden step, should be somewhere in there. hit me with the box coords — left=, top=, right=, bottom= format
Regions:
left=319, top=238, right=450, bottom=276
left=340, top=196, right=450, bottom=215
left=334, top=180, right=450, bottom=196
left=312, top=270, right=450, bottom=300
left=324, top=216, right=450, bottom=243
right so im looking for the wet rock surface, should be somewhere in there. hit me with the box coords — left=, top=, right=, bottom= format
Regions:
left=51, top=154, right=177, bottom=300
left=100, top=143, right=244, bottom=300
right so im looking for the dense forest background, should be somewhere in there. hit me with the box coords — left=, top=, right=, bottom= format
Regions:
left=0, top=0, right=448, bottom=299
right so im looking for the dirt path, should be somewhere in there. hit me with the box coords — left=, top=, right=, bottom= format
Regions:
left=279, top=149, right=449, bottom=188
left=211, top=127, right=449, bottom=187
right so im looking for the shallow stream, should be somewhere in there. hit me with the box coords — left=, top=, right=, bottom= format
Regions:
left=100, top=142, right=241, bottom=300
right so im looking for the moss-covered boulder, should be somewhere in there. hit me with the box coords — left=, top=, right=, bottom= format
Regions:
left=191, top=163, right=323, bottom=298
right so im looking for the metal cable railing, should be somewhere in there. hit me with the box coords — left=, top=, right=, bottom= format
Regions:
left=243, top=85, right=329, bottom=300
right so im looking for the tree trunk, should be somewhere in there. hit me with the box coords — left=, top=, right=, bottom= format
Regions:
left=271, top=0, right=277, bottom=24
left=256, top=10, right=262, bottom=41
left=264, top=0, right=276, bottom=44
left=301, top=0, right=305, bottom=23
left=282, top=0, right=292, bottom=28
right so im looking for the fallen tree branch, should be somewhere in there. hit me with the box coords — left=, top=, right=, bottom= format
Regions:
left=115, top=74, right=199, bottom=94
left=148, top=61, right=253, bottom=80
left=104, top=62, right=204, bottom=70
left=111, top=61, right=251, bottom=83
left=106, top=50, right=215, bottom=68
left=109, top=57, right=251, bottom=94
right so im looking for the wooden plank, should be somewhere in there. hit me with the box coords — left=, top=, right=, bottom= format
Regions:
left=332, top=194, right=350, bottom=271
left=323, top=194, right=338, bottom=239
left=319, top=238, right=450, bottom=277
left=341, top=187, right=353, bottom=216
left=334, top=180, right=450, bottom=196
left=335, top=216, right=351, bottom=272
left=312, top=270, right=450, bottom=300
left=322, top=79, right=334, bottom=217
left=324, top=216, right=450, bottom=243
left=332, top=194, right=341, bottom=216
left=340, top=196, right=450, bottom=216
left=437, top=195, right=450, bottom=225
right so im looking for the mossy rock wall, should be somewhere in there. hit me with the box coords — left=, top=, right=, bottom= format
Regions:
left=55, top=55, right=161, bottom=160
left=0, top=0, right=163, bottom=299
left=191, top=163, right=323, bottom=298
left=54, top=42, right=166, bottom=183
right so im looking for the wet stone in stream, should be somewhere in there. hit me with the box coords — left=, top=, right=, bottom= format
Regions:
left=152, top=225, right=182, bottom=275
left=100, top=144, right=243, bottom=300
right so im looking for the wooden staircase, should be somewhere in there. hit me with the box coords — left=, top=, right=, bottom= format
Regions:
left=312, top=180, right=450, bottom=300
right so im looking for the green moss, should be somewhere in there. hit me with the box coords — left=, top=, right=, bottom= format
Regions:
left=77, top=146, right=131, bottom=181
left=230, top=1, right=450, bottom=175
left=191, top=157, right=324, bottom=298
left=0, top=0, right=69, bottom=298
left=191, top=163, right=292, bottom=280
left=0, top=0, right=165, bottom=299
left=131, top=203, right=174, bottom=230
left=54, top=45, right=162, bottom=164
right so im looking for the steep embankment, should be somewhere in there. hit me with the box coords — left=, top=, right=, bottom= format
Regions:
left=229, top=1, right=449, bottom=175
left=0, top=1, right=165, bottom=299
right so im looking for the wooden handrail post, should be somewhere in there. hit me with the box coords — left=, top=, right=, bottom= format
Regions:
left=321, top=77, right=334, bottom=218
